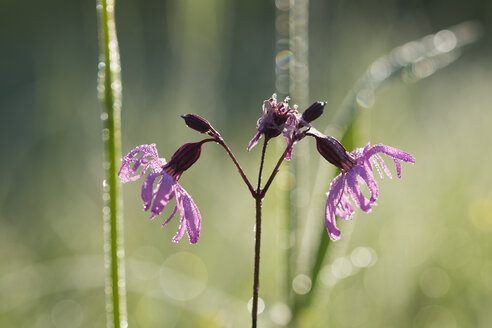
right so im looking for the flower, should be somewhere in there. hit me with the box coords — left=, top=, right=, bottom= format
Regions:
left=320, top=140, right=415, bottom=240
left=118, top=143, right=202, bottom=244
left=248, top=95, right=327, bottom=160
left=247, top=94, right=299, bottom=152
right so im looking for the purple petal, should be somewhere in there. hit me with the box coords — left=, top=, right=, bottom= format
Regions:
left=346, top=171, right=372, bottom=213
left=262, top=99, right=273, bottom=114
left=282, top=130, right=294, bottom=160
left=394, top=158, right=403, bottom=178
left=284, top=145, right=293, bottom=160
left=247, top=132, right=263, bottom=152
left=374, top=154, right=392, bottom=179
left=174, top=185, right=202, bottom=244
left=365, top=143, right=415, bottom=179
left=173, top=213, right=186, bottom=243
left=119, top=144, right=161, bottom=183
left=352, top=164, right=379, bottom=204
left=325, top=174, right=345, bottom=240
left=335, top=192, right=354, bottom=219
left=150, top=173, right=175, bottom=217
left=366, top=144, right=415, bottom=164
left=141, top=171, right=164, bottom=211
left=370, top=157, right=384, bottom=179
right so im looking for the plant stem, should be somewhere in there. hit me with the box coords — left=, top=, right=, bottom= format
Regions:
left=97, top=0, right=127, bottom=327
left=251, top=138, right=268, bottom=327
left=260, top=145, right=291, bottom=197
left=217, top=137, right=255, bottom=197
left=252, top=195, right=262, bottom=328
left=257, top=138, right=269, bottom=190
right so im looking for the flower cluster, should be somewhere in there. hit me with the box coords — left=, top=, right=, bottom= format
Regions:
left=120, top=94, right=414, bottom=243
left=247, top=94, right=415, bottom=240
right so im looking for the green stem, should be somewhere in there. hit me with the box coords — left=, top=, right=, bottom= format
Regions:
left=97, top=0, right=127, bottom=327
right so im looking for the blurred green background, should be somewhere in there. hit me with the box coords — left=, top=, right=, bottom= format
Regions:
left=1, top=0, right=492, bottom=327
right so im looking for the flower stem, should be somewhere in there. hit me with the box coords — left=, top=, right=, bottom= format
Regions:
left=251, top=138, right=268, bottom=327
left=97, top=0, right=127, bottom=327
left=260, top=145, right=291, bottom=197
left=217, top=137, right=255, bottom=197
left=257, top=138, right=269, bottom=190
left=252, top=195, right=263, bottom=328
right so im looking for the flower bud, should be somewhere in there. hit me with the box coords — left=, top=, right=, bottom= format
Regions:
left=302, top=101, right=326, bottom=123
left=181, top=114, right=213, bottom=134
left=163, top=142, right=203, bottom=180
left=314, top=135, right=355, bottom=172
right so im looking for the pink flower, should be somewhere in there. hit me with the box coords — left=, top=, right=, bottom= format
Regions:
left=317, top=139, right=415, bottom=240
left=118, top=143, right=202, bottom=244
left=247, top=94, right=326, bottom=160
left=247, top=94, right=299, bottom=152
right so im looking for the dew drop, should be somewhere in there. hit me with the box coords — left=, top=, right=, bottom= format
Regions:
left=276, top=50, right=294, bottom=70
left=102, top=128, right=110, bottom=141
left=292, top=274, right=312, bottom=295
left=102, top=179, right=110, bottom=192
left=247, top=297, right=265, bottom=314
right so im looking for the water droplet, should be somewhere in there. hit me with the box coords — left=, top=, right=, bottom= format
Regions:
left=292, top=274, right=312, bottom=295
left=275, top=13, right=289, bottom=36
left=111, top=80, right=122, bottom=93
left=434, top=30, right=457, bottom=53
left=100, top=112, right=108, bottom=121
left=331, top=257, right=352, bottom=279
left=276, top=38, right=291, bottom=49
left=269, top=302, right=291, bottom=325
left=247, top=297, right=265, bottom=314
left=118, top=279, right=126, bottom=288
left=98, top=62, right=106, bottom=70
left=276, top=50, right=294, bottom=70
left=102, top=180, right=110, bottom=191
left=356, top=89, right=375, bottom=108
left=102, top=206, right=110, bottom=216
left=370, top=59, right=391, bottom=82
left=351, top=247, right=377, bottom=268
left=275, top=0, right=291, bottom=10
left=102, top=128, right=110, bottom=141
left=320, top=265, right=338, bottom=287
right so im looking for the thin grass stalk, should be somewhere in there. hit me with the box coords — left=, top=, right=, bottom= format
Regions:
left=97, top=0, right=127, bottom=327
left=288, top=0, right=311, bottom=303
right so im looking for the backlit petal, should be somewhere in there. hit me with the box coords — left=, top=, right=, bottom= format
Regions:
left=325, top=174, right=345, bottom=240
left=141, top=171, right=163, bottom=211
left=175, top=185, right=202, bottom=244
left=150, top=173, right=175, bottom=217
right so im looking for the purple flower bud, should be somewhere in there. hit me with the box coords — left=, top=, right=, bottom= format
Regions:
left=181, top=114, right=213, bottom=134
left=302, top=101, right=326, bottom=123
left=163, top=142, right=203, bottom=180
left=314, top=135, right=356, bottom=172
